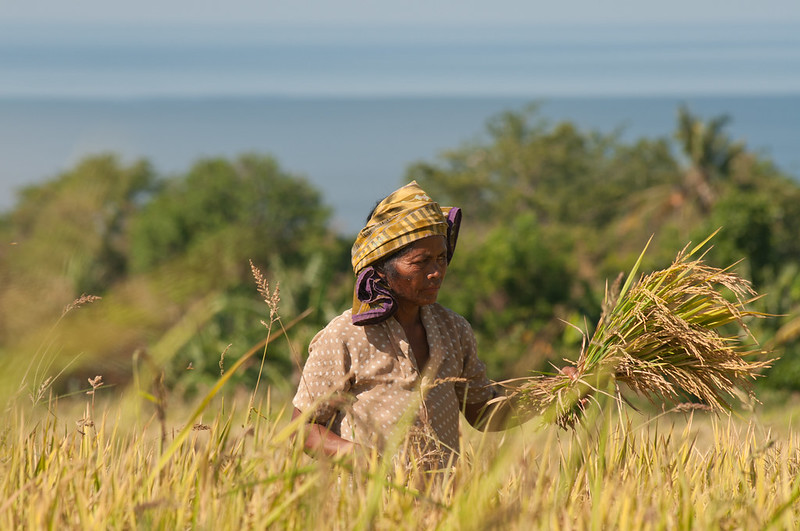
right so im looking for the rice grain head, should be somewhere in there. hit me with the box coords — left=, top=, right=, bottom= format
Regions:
left=515, top=233, right=774, bottom=428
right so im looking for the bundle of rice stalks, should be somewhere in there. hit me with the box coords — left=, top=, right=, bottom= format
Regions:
left=515, top=232, right=773, bottom=429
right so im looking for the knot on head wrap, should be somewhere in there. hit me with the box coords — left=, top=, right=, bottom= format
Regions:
left=350, top=181, right=461, bottom=325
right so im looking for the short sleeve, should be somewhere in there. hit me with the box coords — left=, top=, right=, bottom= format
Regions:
left=452, top=317, right=495, bottom=405
left=292, top=321, right=353, bottom=425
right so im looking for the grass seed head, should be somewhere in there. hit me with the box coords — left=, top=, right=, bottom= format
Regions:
left=62, top=294, right=101, bottom=316
left=250, top=259, right=280, bottom=322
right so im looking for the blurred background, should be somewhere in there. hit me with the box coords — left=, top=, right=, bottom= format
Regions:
left=1, top=0, right=799, bottom=404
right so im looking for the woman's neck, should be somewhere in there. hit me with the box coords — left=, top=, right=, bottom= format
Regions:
left=393, top=302, right=422, bottom=329
left=393, top=303, right=429, bottom=371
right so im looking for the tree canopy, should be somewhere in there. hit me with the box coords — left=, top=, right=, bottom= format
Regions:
left=2, top=105, right=799, bottom=395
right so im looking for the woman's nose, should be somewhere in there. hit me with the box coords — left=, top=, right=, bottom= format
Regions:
left=428, top=262, right=445, bottom=279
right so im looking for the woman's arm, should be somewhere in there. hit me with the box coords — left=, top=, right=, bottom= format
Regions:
left=462, top=395, right=534, bottom=432
left=291, top=407, right=358, bottom=458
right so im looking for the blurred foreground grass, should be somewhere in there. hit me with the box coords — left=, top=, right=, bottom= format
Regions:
left=2, top=380, right=799, bottom=529
left=1, top=249, right=796, bottom=529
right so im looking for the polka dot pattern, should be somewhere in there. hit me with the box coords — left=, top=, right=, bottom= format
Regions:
left=292, top=304, right=494, bottom=452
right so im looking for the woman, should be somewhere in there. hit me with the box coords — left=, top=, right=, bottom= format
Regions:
left=291, top=181, right=519, bottom=463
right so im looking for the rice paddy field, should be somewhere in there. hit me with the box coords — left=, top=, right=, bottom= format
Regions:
left=3, top=252, right=800, bottom=529
left=2, top=375, right=800, bottom=529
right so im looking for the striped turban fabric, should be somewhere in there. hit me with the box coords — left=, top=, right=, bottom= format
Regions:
left=350, top=181, right=461, bottom=325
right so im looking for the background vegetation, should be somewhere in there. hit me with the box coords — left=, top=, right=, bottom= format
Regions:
left=3, top=103, right=795, bottom=397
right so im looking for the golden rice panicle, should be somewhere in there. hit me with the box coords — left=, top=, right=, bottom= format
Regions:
left=516, top=234, right=774, bottom=428
left=607, top=253, right=770, bottom=410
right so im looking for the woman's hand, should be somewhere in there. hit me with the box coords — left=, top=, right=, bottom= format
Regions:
left=291, top=407, right=359, bottom=459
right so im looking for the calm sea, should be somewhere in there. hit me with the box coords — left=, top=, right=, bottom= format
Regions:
left=1, top=23, right=798, bottom=233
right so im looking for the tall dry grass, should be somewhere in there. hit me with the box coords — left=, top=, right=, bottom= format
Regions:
left=2, top=255, right=798, bottom=529
left=2, top=388, right=800, bottom=529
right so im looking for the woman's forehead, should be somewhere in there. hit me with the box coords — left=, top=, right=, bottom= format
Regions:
left=404, top=235, right=447, bottom=255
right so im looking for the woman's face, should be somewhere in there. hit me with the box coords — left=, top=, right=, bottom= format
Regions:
left=383, top=236, right=448, bottom=309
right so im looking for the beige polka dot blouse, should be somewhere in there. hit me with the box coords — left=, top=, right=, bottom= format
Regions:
left=292, top=303, right=495, bottom=454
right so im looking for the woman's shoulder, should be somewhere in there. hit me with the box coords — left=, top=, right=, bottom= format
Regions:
left=316, top=308, right=358, bottom=336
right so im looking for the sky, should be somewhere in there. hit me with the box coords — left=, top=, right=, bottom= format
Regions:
left=4, top=0, right=800, bottom=27
left=2, top=0, right=798, bottom=99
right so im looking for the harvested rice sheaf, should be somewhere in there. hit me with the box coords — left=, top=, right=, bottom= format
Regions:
left=516, top=232, right=774, bottom=429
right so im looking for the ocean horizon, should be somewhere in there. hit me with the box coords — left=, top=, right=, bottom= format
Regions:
left=2, top=22, right=798, bottom=232
left=2, top=21, right=799, bottom=98
left=2, top=94, right=798, bottom=233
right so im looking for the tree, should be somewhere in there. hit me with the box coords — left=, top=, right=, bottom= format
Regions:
left=129, top=153, right=332, bottom=276
left=8, top=154, right=156, bottom=293
left=674, top=105, right=744, bottom=213
left=0, top=154, right=157, bottom=358
left=409, top=106, right=680, bottom=231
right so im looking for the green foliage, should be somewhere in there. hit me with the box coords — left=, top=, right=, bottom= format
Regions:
left=3, top=102, right=800, bottom=393
left=700, top=190, right=776, bottom=286
left=442, top=214, right=574, bottom=330
left=692, top=152, right=800, bottom=287
left=129, top=154, right=330, bottom=273
left=675, top=105, right=744, bottom=176
left=436, top=215, right=578, bottom=375
left=123, top=154, right=348, bottom=391
left=0, top=155, right=156, bottom=346
left=674, top=105, right=745, bottom=213
left=0, top=152, right=349, bottom=395
left=408, top=105, right=681, bottom=231
left=8, top=154, right=156, bottom=294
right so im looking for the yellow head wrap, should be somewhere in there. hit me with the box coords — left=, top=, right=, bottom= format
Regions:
left=350, top=181, right=460, bottom=324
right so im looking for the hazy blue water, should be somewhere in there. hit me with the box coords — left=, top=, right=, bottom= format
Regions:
left=2, top=23, right=799, bottom=98
left=1, top=96, right=798, bottom=233
left=1, top=23, right=798, bottom=233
